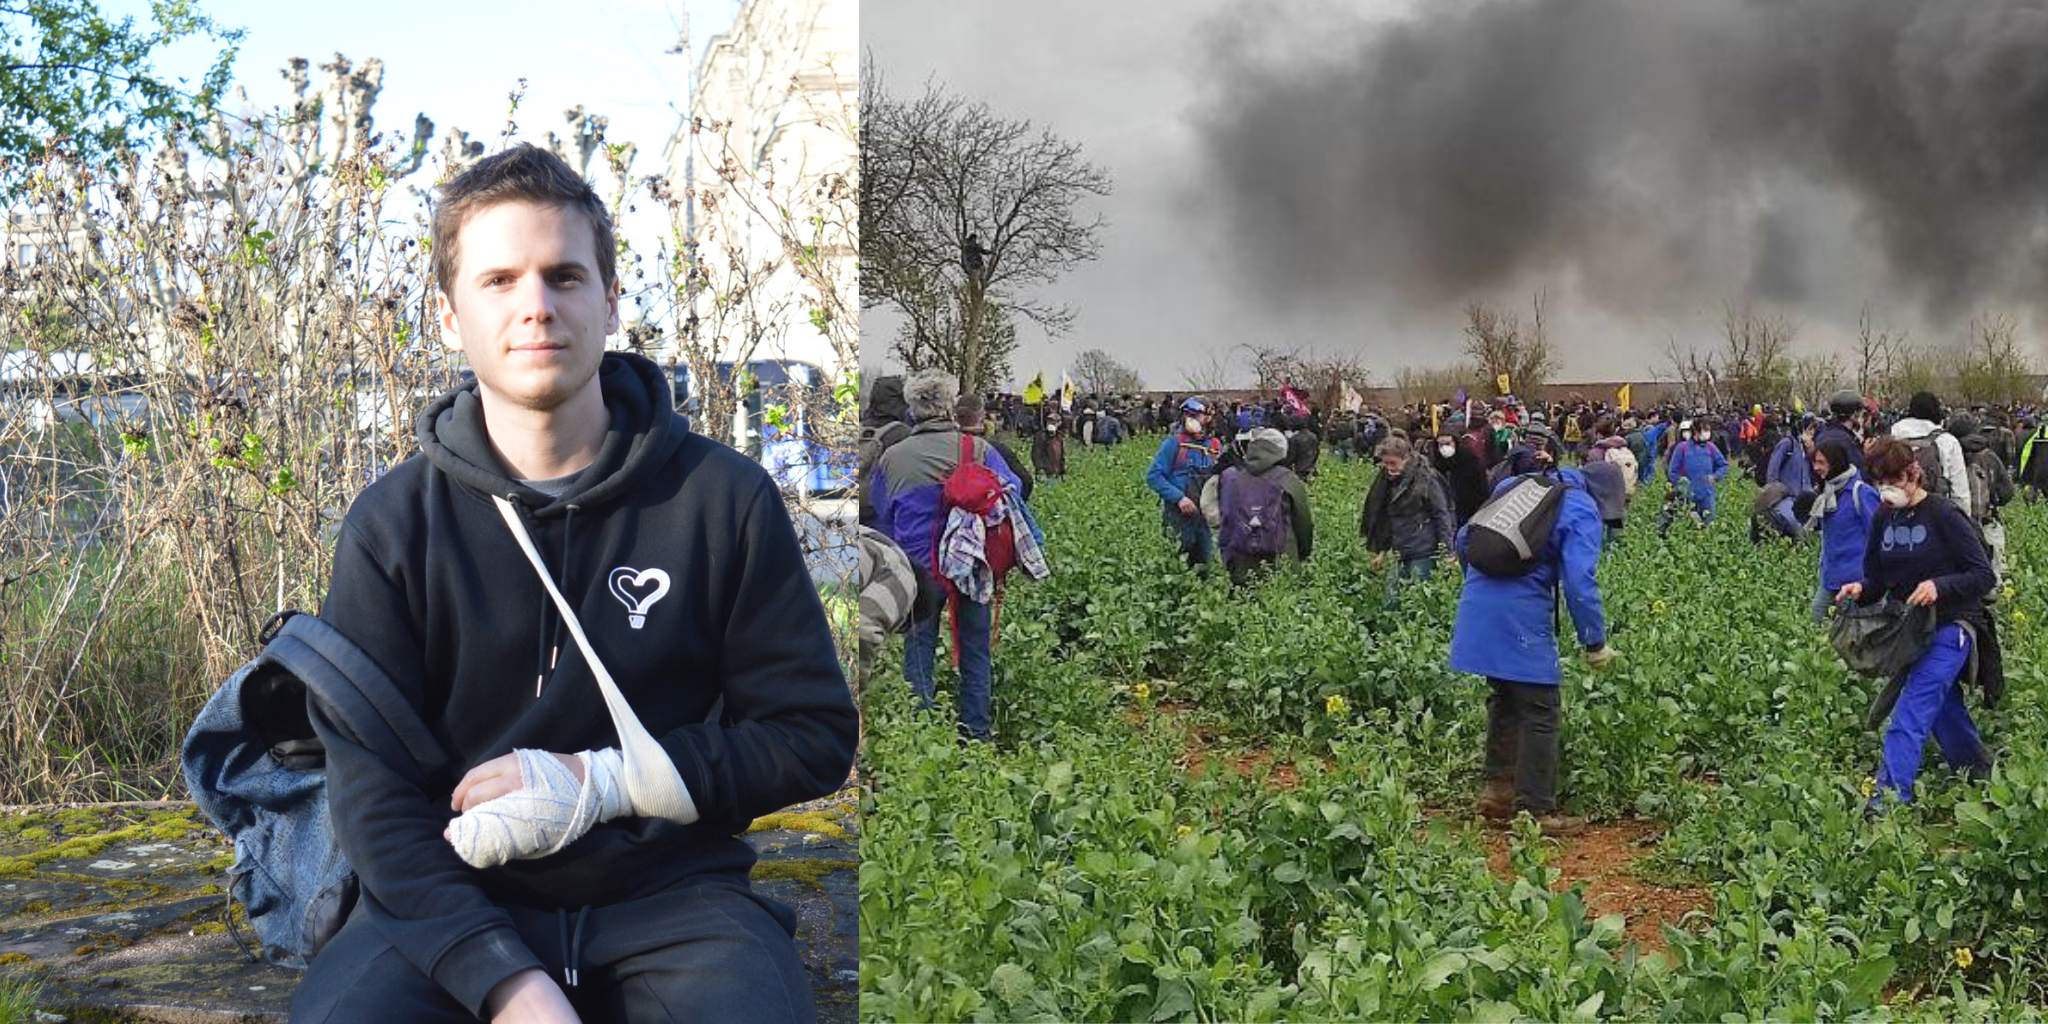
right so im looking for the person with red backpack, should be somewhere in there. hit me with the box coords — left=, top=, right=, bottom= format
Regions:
left=1146, top=397, right=1224, bottom=569
left=1199, top=427, right=1313, bottom=584
left=870, top=372, right=1027, bottom=742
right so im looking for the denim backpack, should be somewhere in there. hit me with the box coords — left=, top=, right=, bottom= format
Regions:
left=181, top=611, right=447, bottom=968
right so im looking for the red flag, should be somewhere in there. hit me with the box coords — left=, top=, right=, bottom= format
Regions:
left=1282, top=383, right=1309, bottom=418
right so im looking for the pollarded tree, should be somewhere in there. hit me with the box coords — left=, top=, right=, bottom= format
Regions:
left=862, top=66, right=1111, bottom=393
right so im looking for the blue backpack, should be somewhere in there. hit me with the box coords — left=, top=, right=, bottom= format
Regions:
left=181, top=611, right=448, bottom=967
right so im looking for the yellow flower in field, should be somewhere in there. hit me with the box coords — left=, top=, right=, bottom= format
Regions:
left=1653, top=599, right=1669, bottom=616
left=1325, top=695, right=1349, bottom=719
left=1176, top=823, right=1193, bottom=839
left=2015, top=610, right=2031, bottom=626
left=1954, top=946, right=1974, bottom=970
left=2003, top=584, right=2016, bottom=602
left=1859, top=776, right=1876, bottom=800
left=1135, top=682, right=1152, bottom=702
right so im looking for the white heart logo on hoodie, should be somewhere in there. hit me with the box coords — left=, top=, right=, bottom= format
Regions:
left=608, top=567, right=672, bottom=629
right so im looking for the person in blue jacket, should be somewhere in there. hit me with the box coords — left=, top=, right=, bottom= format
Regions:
left=1664, top=421, right=1729, bottom=529
left=1767, top=417, right=1817, bottom=501
left=1450, top=467, right=1612, bottom=834
left=1808, top=440, right=1879, bottom=622
left=1640, top=415, right=1671, bottom=487
left=1147, top=397, right=1224, bottom=568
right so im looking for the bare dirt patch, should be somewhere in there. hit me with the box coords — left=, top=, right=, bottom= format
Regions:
left=1482, top=819, right=1712, bottom=952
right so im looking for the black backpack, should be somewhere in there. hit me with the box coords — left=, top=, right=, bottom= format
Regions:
left=1903, top=430, right=1952, bottom=498
left=1466, top=473, right=1571, bottom=577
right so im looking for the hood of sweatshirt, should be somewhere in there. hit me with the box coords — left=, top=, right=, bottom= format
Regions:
left=1890, top=417, right=1939, bottom=442
left=417, top=351, right=690, bottom=518
left=1241, top=428, right=1288, bottom=472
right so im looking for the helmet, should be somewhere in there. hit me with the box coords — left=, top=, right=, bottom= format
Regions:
left=1827, top=389, right=1863, bottom=418
left=1180, top=396, right=1208, bottom=416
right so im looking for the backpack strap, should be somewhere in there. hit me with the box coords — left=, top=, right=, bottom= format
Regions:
left=261, top=614, right=449, bottom=787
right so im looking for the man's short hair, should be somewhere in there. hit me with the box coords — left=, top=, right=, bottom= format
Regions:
left=954, top=391, right=986, bottom=427
left=431, top=143, right=618, bottom=298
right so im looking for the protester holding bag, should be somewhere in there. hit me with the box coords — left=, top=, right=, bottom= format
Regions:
left=1836, top=437, right=1999, bottom=811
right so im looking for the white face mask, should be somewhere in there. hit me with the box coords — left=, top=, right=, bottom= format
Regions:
left=1183, top=416, right=1204, bottom=435
left=1695, top=432, right=1710, bottom=443
left=1879, top=485, right=1910, bottom=508
left=1438, top=442, right=1456, bottom=458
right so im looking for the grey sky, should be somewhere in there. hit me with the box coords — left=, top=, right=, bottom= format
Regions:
left=865, top=0, right=2048, bottom=391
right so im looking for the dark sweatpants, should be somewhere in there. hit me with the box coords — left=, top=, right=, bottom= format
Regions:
left=290, top=882, right=815, bottom=1023
left=1483, top=678, right=1561, bottom=814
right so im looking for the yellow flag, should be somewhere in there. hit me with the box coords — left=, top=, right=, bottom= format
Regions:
left=1023, top=373, right=1045, bottom=405
left=1430, top=404, right=1441, bottom=437
left=1496, top=373, right=1511, bottom=396
left=1616, top=383, right=1632, bottom=409
left=1060, top=372, right=1076, bottom=410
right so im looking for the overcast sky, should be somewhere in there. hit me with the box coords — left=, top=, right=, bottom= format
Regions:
left=864, top=0, right=2048, bottom=391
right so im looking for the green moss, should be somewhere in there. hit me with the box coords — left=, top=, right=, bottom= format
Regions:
left=189, top=921, right=226, bottom=935
left=0, top=814, right=44, bottom=834
left=0, top=858, right=31, bottom=876
left=16, top=828, right=50, bottom=844
left=0, top=952, right=30, bottom=965
left=198, top=852, right=235, bottom=874
left=13, top=823, right=200, bottom=869
left=198, top=883, right=222, bottom=895
left=18, top=901, right=50, bottom=914
left=750, top=856, right=853, bottom=890
left=747, top=811, right=850, bottom=840
left=54, top=808, right=105, bottom=831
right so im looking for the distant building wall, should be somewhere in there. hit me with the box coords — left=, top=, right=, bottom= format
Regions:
left=663, top=0, right=855, bottom=376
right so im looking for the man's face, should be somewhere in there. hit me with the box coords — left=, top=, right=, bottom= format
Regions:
left=438, top=201, right=618, bottom=412
left=1380, top=452, right=1407, bottom=476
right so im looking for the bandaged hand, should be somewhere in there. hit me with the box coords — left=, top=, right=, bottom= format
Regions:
left=445, top=748, right=636, bottom=869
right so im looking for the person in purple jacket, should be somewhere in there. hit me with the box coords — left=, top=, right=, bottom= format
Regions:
left=1836, top=437, right=2001, bottom=812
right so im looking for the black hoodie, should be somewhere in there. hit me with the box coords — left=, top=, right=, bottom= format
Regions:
left=310, top=351, right=856, bottom=1014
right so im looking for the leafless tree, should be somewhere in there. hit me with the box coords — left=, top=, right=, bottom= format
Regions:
left=1069, top=348, right=1143, bottom=395
left=1462, top=291, right=1558, bottom=396
left=1852, top=304, right=1908, bottom=400
left=1788, top=353, right=1845, bottom=414
left=1955, top=313, right=2037, bottom=406
left=1659, top=333, right=1722, bottom=410
left=862, top=67, right=1111, bottom=392
left=1178, top=348, right=1235, bottom=392
left=1239, top=343, right=1301, bottom=396
left=1717, top=303, right=1796, bottom=408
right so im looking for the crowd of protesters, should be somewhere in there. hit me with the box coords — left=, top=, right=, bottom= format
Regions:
left=860, top=370, right=2038, bottom=829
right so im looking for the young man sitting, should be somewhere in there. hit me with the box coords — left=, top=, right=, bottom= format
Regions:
left=289, top=144, right=856, bottom=1023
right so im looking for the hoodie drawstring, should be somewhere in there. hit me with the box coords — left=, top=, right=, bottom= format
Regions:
left=530, top=502, right=581, bottom=699
left=556, top=904, right=591, bottom=988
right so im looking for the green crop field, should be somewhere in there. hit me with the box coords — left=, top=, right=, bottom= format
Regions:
left=859, top=436, right=2048, bottom=1022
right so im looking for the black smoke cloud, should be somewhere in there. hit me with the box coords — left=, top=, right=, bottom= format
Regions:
left=1195, top=0, right=2048, bottom=328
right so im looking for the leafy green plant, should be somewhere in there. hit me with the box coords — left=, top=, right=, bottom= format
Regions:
left=861, top=436, right=2048, bottom=1020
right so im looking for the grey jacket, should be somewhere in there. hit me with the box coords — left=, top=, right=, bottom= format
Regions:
left=1360, top=461, right=1455, bottom=559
